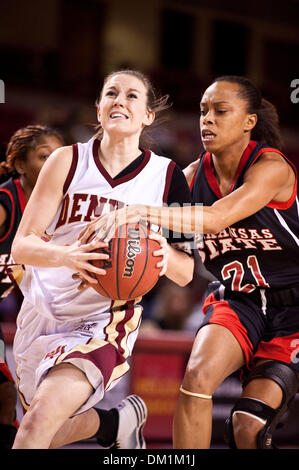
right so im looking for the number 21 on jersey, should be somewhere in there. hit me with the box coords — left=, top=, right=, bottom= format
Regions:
left=221, top=255, right=269, bottom=293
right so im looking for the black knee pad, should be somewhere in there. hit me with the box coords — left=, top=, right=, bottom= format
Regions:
left=225, top=361, right=298, bottom=449
left=242, top=360, right=299, bottom=402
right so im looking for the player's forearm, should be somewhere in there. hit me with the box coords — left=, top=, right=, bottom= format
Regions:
left=144, top=205, right=221, bottom=235
left=12, top=234, right=64, bottom=267
left=166, top=246, right=194, bottom=286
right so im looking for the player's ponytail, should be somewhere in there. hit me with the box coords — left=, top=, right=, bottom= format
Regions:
left=213, top=76, right=282, bottom=150
left=0, top=161, right=10, bottom=177
left=255, top=98, right=282, bottom=150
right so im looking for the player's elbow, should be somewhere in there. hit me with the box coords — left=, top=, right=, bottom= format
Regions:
left=207, top=222, right=224, bottom=235
left=11, top=244, right=20, bottom=263
left=11, top=237, right=23, bottom=264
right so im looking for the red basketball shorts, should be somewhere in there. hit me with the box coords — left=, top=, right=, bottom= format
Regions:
left=199, top=281, right=299, bottom=373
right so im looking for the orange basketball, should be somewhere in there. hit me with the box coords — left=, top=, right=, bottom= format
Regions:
left=90, top=223, right=162, bottom=300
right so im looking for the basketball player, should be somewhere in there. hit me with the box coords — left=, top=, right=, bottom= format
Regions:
left=0, top=125, right=63, bottom=448
left=86, top=76, right=299, bottom=449
left=11, top=70, right=194, bottom=448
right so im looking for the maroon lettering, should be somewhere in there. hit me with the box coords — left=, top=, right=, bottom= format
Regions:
left=55, top=195, right=70, bottom=230
left=95, top=197, right=109, bottom=217
left=95, top=197, right=126, bottom=217
left=69, top=193, right=88, bottom=223
left=55, top=193, right=128, bottom=229
left=44, top=344, right=66, bottom=360
left=84, top=194, right=99, bottom=222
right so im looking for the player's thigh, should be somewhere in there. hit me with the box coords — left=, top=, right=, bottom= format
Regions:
left=30, top=363, right=93, bottom=420
left=183, top=323, right=245, bottom=392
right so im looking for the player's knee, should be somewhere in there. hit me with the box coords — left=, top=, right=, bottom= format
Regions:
left=183, top=360, right=215, bottom=395
left=225, top=361, right=299, bottom=449
left=22, top=399, right=57, bottom=437
left=232, top=411, right=264, bottom=448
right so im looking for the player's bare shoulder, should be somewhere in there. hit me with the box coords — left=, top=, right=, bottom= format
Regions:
left=47, top=144, right=73, bottom=169
left=248, top=151, right=292, bottom=180
left=257, top=151, right=295, bottom=183
left=248, top=151, right=295, bottom=201
left=38, top=145, right=73, bottom=184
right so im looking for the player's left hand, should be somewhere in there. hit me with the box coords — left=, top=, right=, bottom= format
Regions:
left=78, top=205, right=147, bottom=245
left=149, top=231, right=169, bottom=276
left=73, top=231, right=169, bottom=288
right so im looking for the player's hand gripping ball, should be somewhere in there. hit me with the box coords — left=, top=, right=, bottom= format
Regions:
left=89, top=222, right=162, bottom=300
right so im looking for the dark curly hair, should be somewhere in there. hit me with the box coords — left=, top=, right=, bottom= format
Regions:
left=0, top=124, right=64, bottom=177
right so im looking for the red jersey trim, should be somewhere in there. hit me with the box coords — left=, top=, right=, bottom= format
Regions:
left=228, top=140, right=258, bottom=193
left=162, top=160, right=176, bottom=204
left=0, top=362, right=15, bottom=383
left=92, top=138, right=151, bottom=188
left=203, top=140, right=258, bottom=199
left=14, top=179, right=27, bottom=213
left=63, top=144, right=79, bottom=194
left=203, top=154, right=222, bottom=199
left=249, top=147, right=298, bottom=210
left=0, top=188, right=15, bottom=243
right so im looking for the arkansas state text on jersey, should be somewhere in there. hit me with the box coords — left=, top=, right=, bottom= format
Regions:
left=192, top=140, right=299, bottom=292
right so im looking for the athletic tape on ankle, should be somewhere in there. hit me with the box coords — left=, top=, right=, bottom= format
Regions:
left=179, top=386, right=212, bottom=399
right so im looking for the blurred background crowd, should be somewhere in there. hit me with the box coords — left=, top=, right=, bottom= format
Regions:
left=0, top=0, right=299, bottom=333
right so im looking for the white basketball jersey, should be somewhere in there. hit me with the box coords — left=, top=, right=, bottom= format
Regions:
left=18, top=137, right=174, bottom=322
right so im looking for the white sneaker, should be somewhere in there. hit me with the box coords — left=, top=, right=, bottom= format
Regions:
left=113, top=395, right=147, bottom=449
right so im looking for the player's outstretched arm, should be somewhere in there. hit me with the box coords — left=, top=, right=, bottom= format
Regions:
left=11, top=146, right=110, bottom=283
left=77, top=152, right=294, bottom=241
left=144, top=152, right=295, bottom=234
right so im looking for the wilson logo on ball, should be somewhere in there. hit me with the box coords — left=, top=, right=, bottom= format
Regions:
left=102, top=242, right=113, bottom=269
left=89, top=222, right=162, bottom=300
left=123, top=227, right=141, bottom=278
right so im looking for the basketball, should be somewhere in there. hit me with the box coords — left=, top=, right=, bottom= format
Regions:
left=90, top=223, right=162, bottom=300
